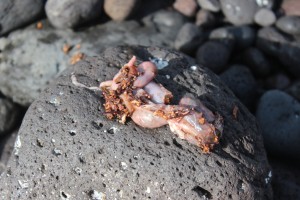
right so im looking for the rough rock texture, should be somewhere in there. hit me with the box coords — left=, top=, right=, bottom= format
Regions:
left=0, top=13, right=184, bottom=106
left=45, top=0, right=103, bottom=29
left=0, top=0, right=44, bottom=36
left=0, top=46, right=272, bottom=199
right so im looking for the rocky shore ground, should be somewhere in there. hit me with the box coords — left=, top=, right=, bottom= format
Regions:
left=0, top=0, right=299, bottom=199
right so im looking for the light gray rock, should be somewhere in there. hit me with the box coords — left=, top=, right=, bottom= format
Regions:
left=195, top=9, right=217, bottom=28
left=254, top=8, right=276, bottom=27
left=174, top=23, right=204, bottom=54
left=0, top=17, right=181, bottom=106
left=210, top=25, right=256, bottom=50
left=45, top=0, right=103, bottom=29
left=197, top=0, right=221, bottom=12
left=276, top=16, right=300, bottom=35
left=0, top=0, right=44, bottom=36
left=220, top=0, right=258, bottom=25
left=104, top=0, right=139, bottom=21
left=0, top=46, right=272, bottom=199
left=256, top=90, right=300, bottom=158
left=173, top=0, right=198, bottom=17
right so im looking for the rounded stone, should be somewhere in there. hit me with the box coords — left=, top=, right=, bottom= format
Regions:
left=196, top=41, right=231, bottom=73
left=254, top=8, right=276, bottom=27
left=242, top=47, right=271, bottom=77
left=0, top=0, right=44, bottom=36
left=282, top=0, right=300, bottom=16
left=256, top=90, right=300, bottom=158
left=256, top=27, right=291, bottom=57
left=174, top=23, right=204, bottom=54
left=104, top=0, right=139, bottom=21
left=210, top=25, right=255, bottom=50
left=220, top=65, right=257, bottom=108
left=276, top=16, right=300, bottom=35
left=220, top=0, right=258, bottom=25
left=0, top=46, right=272, bottom=199
left=45, top=0, right=103, bottom=29
left=0, top=98, right=19, bottom=135
left=173, top=0, right=198, bottom=17
left=197, top=0, right=221, bottom=12
left=195, top=9, right=217, bottom=27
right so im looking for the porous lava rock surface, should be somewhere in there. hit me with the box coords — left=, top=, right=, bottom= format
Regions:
left=0, top=46, right=272, bottom=199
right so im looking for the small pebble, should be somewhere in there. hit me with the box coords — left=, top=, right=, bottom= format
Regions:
left=174, top=23, right=203, bottom=54
left=220, top=0, right=257, bottom=25
left=254, top=8, right=276, bottom=27
left=242, top=47, right=271, bottom=77
left=173, top=0, right=198, bottom=17
left=195, top=9, right=217, bottom=27
left=197, top=0, right=221, bottom=12
left=196, top=41, right=231, bottom=73
left=256, top=90, right=300, bottom=158
left=104, top=0, right=139, bottom=21
left=276, top=16, right=300, bottom=35
left=281, top=0, right=300, bottom=16
left=220, top=65, right=257, bottom=107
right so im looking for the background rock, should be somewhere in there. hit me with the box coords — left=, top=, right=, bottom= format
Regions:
left=256, top=90, right=300, bottom=158
left=0, top=16, right=181, bottom=106
left=0, top=98, right=20, bottom=135
left=0, top=0, right=44, bottom=36
left=276, top=16, right=300, bottom=36
left=220, top=0, right=258, bottom=25
left=196, top=40, right=231, bottom=73
left=220, top=65, right=257, bottom=108
left=173, top=0, right=198, bottom=17
left=281, top=0, right=300, bottom=16
left=197, top=0, right=221, bottom=12
left=45, top=0, right=103, bottom=29
left=210, top=25, right=255, bottom=50
left=174, top=23, right=204, bottom=54
left=104, top=0, right=139, bottom=21
left=0, top=46, right=272, bottom=199
left=254, top=8, right=276, bottom=27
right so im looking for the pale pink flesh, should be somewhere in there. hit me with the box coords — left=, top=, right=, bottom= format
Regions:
left=143, top=81, right=173, bottom=104
left=95, top=56, right=222, bottom=150
left=133, top=61, right=157, bottom=88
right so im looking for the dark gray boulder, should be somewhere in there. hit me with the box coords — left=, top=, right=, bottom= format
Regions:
left=0, top=46, right=272, bottom=199
left=45, top=0, right=103, bottom=29
left=0, top=0, right=44, bottom=36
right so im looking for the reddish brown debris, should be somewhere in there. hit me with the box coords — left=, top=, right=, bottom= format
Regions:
left=36, top=22, right=43, bottom=30
left=233, top=105, right=239, bottom=120
left=70, top=52, right=84, bottom=65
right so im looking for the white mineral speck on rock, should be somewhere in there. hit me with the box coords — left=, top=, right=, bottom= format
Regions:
left=18, top=180, right=29, bottom=189
left=90, top=190, right=106, bottom=200
left=190, top=65, right=197, bottom=71
left=119, top=162, right=128, bottom=170
left=265, top=171, right=272, bottom=184
left=146, top=186, right=151, bottom=193
left=53, top=148, right=62, bottom=156
left=48, top=95, right=61, bottom=106
left=150, top=57, right=169, bottom=69
left=165, top=75, right=170, bottom=79
left=14, top=135, right=22, bottom=155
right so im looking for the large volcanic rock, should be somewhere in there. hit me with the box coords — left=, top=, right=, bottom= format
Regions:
left=0, top=46, right=272, bottom=199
